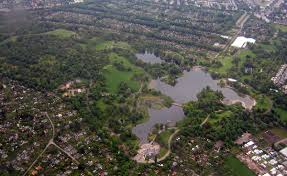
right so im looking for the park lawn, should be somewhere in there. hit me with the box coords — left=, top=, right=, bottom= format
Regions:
left=275, top=108, right=287, bottom=122
left=0, top=36, right=17, bottom=45
left=211, top=56, right=233, bottom=74
left=224, top=155, right=256, bottom=176
left=108, top=53, right=145, bottom=77
left=209, top=111, right=233, bottom=125
left=157, top=129, right=175, bottom=148
left=45, top=29, right=76, bottom=38
left=259, top=43, right=276, bottom=53
left=210, top=50, right=256, bottom=75
left=255, top=95, right=272, bottom=112
left=270, top=128, right=287, bottom=138
left=236, top=50, right=256, bottom=66
left=95, top=41, right=132, bottom=51
left=103, top=53, right=144, bottom=93
left=86, top=37, right=103, bottom=51
left=158, top=147, right=168, bottom=158
left=104, top=65, right=140, bottom=93
left=273, top=24, right=287, bottom=32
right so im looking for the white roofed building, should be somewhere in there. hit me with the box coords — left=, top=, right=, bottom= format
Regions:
left=231, top=36, right=256, bottom=48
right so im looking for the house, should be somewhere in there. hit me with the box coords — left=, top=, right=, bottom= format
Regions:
left=235, top=132, right=252, bottom=145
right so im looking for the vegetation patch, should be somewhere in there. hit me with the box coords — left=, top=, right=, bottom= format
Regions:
left=255, top=95, right=272, bottom=112
left=270, top=128, right=287, bottom=138
left=223, top=155, right=256, bottom=176
left=273, top=24, right=287, bottom=32
left=103, top=65, right=140, bottom=93
left=275, top=108, right=287, bottom=122
left=209, top=110, right=233, bottom=124
left=210, top=56, right=233, bottom=74
left=96, top=41, right=132, bottom=51
left=103, top=53, right=144, bottom=93
left=157, top=128, right=175, bottom=148
left=45, top=29, right=76, bottom=38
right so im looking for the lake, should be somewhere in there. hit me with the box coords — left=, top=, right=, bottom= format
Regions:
left=132, top=67, right=256, bottom=144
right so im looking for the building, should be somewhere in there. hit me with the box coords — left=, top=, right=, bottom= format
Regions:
left=231, top=36, right=256, bottom=48
left=279, top=147, right=287, bottom=157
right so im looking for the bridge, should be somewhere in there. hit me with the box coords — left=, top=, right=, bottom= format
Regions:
left=172, top=102, right=183, bottom=107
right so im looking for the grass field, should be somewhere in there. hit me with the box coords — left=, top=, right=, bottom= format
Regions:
left=224, top=155, right=256, bottom=176
left=104, top=65, right=140, bottom=93
left=156, top=129, right=175, bottom=157
left=273, top=24, right=287, bottom=32
left=237, top=50, right=256, bottom=60
left=275, top=108, right=287, bottom=122
left=270, top=128, right=287, bottom=138
left=209, top=111, right=233, bottom=124
left=157, top=129, right=175, bottom=148
left=210, top=56, right=233, bottom=74
left=96, top=41, right=132, bottom=51
left=210, top=49, right=256, bottom=75
left=103, top=53, right=144, bottom=93
left=45, top=29, right=76, bottom=38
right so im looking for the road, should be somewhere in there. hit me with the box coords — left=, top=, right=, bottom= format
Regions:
left=214, top=12, right=250, bottom=60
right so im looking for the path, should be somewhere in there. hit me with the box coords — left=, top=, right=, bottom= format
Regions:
left=157, top=129, right=180, bottom=162
left=215, top=12, right=250, bottom=60
left=200, top=115, right=210, bottom=127
left=172, top=102, right=183, bottom=107
left=223, top=12, right=250, bottom=53
left=23, top=112, right=54, bottom=176
left=23, top=112, right=79, bottom=176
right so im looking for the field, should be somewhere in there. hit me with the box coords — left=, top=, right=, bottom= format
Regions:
left=273, top=24, right=287, bottom=32
left=209, top=111, right=233, bottom=124
left=270, top=128, right=287, bottom=138
left=95, top=41, right=132, bottom=51
left=157, top=129, right=175, bottom=148
left=156, top=128, right=176, bottom=157
left=45, top=29, right=76, bottom=38
left=210, top=56, right=233, bottom=74
left=224, top=155, right=256, bottom=176
left=210, top=49, right=256, bottom=75
left=103, top=53, right=144, bottom=93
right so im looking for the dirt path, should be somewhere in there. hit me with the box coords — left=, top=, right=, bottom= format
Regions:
left=200, top=115, right=210, bottom=127
left=157, top=129, right=180, bottom=162
left=23, top=112, right=54, bottom=176
left=23, top=112, right=79, bottom=176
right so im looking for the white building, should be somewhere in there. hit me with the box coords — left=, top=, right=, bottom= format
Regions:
left=279, top=147, right=287, bottom=157
left=231, top=36, right=256, bottom=48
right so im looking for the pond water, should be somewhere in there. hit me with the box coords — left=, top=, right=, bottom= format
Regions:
left=135, top=51, right=164, bottom=64
left=132, top=67, right=255, bottom=144
left=132, top=105, right=184, bottom=144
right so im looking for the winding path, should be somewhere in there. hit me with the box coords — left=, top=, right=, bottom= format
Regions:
left=157, top=129, right=180, bottom=162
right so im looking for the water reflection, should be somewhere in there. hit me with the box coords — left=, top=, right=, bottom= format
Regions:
left=133, top=67, right=255, bottom=144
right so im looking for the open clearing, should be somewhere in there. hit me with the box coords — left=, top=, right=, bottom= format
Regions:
left=275, top=108, right=287, bottom=122
left=103, top=53, right=143, bottom=93
left=96, top=41, right=132, bottom=51
left=45, top=29, right=76, bottom=38
left=224, top=155, right=256, bottom=176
